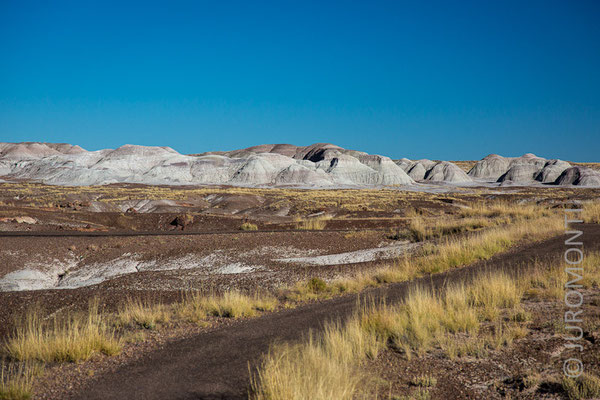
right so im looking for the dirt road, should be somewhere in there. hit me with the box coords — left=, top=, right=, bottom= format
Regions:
left=72, top=224, right=600, bottom=400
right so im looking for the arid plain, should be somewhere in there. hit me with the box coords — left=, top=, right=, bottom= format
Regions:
left=0, top=143, right=599, bottom=400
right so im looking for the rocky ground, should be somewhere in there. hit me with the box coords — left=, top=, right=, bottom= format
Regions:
left=0, top=182, right=599, bottom=399
left=366, top=289, right=600, bottom=399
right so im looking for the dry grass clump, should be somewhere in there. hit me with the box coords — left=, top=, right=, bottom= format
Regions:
left=459, top=200, right=553, bottom=220
left=240, top=222, right=259, bottom=231
left=524, top=251, right=600, bottom=300
left=562, top=373, right=600, bottom=400
left=332, top=272, right=378, bottom=294
left=524, top=262, right=565, bottom=300
left=294, top=215, right=331, bottom=230
left=252, top=318, right=380, bottom=400
left=4, top=302, right=121, bottom=363
left=359, top=279, right=512, bottom=358
left=580, top=252, right=600, bottom=288
left=413, top=217, right=561, bottom=275
left=285, top=216, right=561, bottom=302
left=409, top=374, right=437, bottom=388
left=116, top=298, right=170, bottom=330
left=253, top=271, right=528, bottom=398
left=284, top=278, right=333, bottom=301
left=466, top=272, right=523, bottom=321
left=254, top=246, right=600, bottom=399
left=177, top=291, right=278, bottom=320
left=0, top=362, right=40, bottom=400
left=582, top=201, right=600, bottom=224
left=407, top=216, right=491, bottom=242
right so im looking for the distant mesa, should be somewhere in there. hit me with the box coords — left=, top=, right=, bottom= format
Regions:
left=0, top=142, right=597, bottom=188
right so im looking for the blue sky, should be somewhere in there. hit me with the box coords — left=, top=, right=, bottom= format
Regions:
left=1, top=0, right=599, bottom=161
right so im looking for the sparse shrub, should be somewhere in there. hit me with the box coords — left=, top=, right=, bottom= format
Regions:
left=240, top=222, right=258, bottom=231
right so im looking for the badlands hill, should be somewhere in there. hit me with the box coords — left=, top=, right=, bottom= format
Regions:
left=0, top=142, right=598, bottom=187
left=466, top=153, right=600, bottom=186
left=0, top=142, right=414, bottom=187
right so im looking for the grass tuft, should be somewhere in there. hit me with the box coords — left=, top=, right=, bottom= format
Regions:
left=295, top=216, right=331, bottom=230
left=582, top=202, right=600, bottom=224
left=407, top=216, right=492, bottom=242
left=240, top=222, right=259, bottom=231
left=177, top=291, right=277, bottom=320
left=4, top=301, right=121, bottom=363
left=562, top=373, right=600, bottom=400
left=116, top=298, right=170, bottom=330
left=0, top=362, right=40, bottom=400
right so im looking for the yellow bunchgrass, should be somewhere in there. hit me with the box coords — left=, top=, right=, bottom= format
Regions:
left=459, top=200, right=552, bottom=220
left=524, top=261, right=566, bottom=300
left=582, top=201, right=600, bottom=224
left=240, top=222, right=259, bottom=231
left=253, top=270, right=530, bottom=398
left=4, top=301, right=121, bottom=363
left=116, top=298, right=170, bottom=330
left=413, top=216, right=561, bottom=275
left=0, top=361, right=41, bottom=400
left=252, top=318, right=380, bottom=400
left=407, top=215, right=492, bottom=241
left=294, top=215, right=331, bottom=230
left=562, top=373, right=600, bottom=400
left=285, top=215, right=561, bottom=302
left=524, top=252, right=600, bottom=300
left=176, top=291, right=278, bottom=320
left=466, top=272, right=523, bottom=321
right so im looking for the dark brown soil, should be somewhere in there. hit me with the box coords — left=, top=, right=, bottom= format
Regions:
left=0, top=229, right=393, bottom=337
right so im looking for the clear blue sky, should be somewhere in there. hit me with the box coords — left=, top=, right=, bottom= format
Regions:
left=1, top=0, right=599, bottom=161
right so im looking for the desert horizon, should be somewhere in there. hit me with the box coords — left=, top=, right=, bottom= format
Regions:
left=1, top=1, right=599, bottom=399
